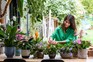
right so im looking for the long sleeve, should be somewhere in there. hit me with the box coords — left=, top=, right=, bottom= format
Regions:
left=50, top=26, right=61, bottom=41
left=50, top=26, right=77, bottom=42
left=66, top=32, right=77, bottom=42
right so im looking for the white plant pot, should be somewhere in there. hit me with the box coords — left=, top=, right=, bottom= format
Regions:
left=21, top=50, right=30, bottom=58
left=78, top=49, right=88, bottom=59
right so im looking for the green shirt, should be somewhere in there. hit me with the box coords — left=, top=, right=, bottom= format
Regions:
left=51, top=26, right=77, bottom=42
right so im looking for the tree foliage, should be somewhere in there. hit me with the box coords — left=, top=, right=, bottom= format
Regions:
left=44, top=0, right=83, bottom=21
left=80, top=0, right=93, bottom=14
left=44, top=0, right=85, bottom=25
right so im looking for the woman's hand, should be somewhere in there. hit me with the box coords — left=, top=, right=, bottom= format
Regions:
left=48, top=38, right=58, bottom=45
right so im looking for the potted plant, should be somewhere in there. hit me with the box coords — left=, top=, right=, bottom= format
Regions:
left=19, top=38, right=32, bottom=58
left=76, top=39, right=91, bottom=59
left=32, top=41, right=45, bottom=59
left=0, top=24, right=19, bottom=58
left=15, top=29, right=25, bottom=56
left=44, top=44, right=59, bottom=59
left=30, top=31, right=45, bottom=59
left=28, top=31, right=45, bottom=59
left=60, top=41, right=77, bottom=59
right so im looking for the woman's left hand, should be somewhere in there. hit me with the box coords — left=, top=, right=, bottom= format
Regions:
left=48, top=38, right=58, bottom=45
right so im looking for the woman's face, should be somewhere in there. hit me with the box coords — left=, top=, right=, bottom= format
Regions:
left=63, top=20, right=70, bottom=28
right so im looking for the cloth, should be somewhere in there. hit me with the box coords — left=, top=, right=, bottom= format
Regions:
left=50, top=26, right=77, bottom=42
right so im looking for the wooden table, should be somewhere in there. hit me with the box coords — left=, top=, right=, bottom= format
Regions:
left=0, top=54, right=93, bottom=62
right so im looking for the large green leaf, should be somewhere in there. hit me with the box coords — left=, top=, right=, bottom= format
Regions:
left=0, top=29, right=5, bottom=38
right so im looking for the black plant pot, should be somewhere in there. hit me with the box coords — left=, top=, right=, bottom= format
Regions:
left=34, top=51, right=44, bottom=59
left=49, top=53, right=56, bottom=59
left=37, top=51, right=44, bottom=59
left=22, top=56, right=30, bottom=58
left=5, top=47, right=15, bottom=58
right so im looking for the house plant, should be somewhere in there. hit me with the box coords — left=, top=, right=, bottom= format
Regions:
left=60, top=41, right=77, bottom=59
left=30, top=31, right=45, bottom=59
left=15, top=29, right=25, bottom=56
left=76, top=39, right=91, bottom=58
left=45, top=44, right=59, bottom=59
left=0, top=24, right=19, bottom=58
left=32, top=40, right=46, bottom=59
left=19, top=37, right=32, bottom=58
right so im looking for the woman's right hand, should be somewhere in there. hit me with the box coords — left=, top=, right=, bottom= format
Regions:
left=48, top=38, right=58, bottom=45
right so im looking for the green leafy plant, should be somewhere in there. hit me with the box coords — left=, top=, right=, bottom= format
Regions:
left=45, top=44, right=60, bottom=54
left=76, top=39, right=91, bottom=49
left=60, top=41, right=77, bottom=53
left=0, top=24, right=18, bottom=47
left=19, top=39, right=32, bottom=50
left=30, top=37, right=45, bottom=54
left=15, top=31, right=25, bottom=49
left=0, top=24, right=25, bottom=47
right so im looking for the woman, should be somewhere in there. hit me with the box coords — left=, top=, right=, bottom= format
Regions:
left=48, top=14, right=77, bottom=44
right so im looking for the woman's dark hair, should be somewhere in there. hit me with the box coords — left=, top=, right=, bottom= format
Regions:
left=61, top=14, right=76, bottom=32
